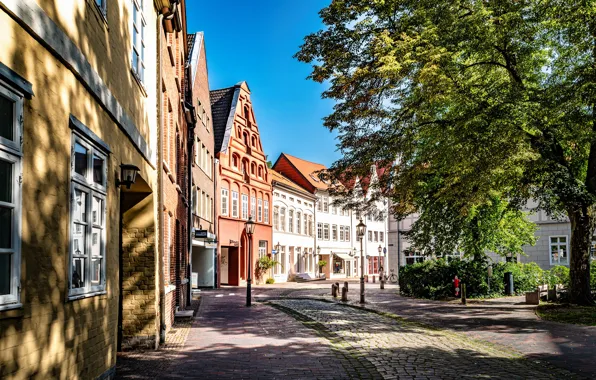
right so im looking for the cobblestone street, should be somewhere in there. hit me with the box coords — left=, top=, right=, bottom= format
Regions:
left=116, top=287, right=589, bottom=379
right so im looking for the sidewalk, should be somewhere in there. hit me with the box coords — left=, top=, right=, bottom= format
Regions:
left=253, top=282, right=596, bottom=376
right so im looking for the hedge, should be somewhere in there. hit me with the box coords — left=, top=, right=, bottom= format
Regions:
left=399, top=259, right=594, bottom=300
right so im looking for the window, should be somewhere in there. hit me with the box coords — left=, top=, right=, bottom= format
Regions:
left=264, top=200, right=269, bottom=224
left=304, top=214, right=308, bottom=236
left=241, top=194, right=248, bottom=220
left=280, top=207, right=286, bottom=232
left=258, top=198, right=263, bottom=222
left=368, top=231, right=373, bottom=242
left=591, top=241, right=596, bottom=261
left=231, top=191, right=238, bottom=218
left=288, top=210, right=294, bottom=233
left=131, top=0, right=146, bottom=83
left=550, top=236, right=569, bottom=265
left=380, top=232, right=384, bottom=243
left=323, top=224, right=330, bottom=240
left=273, top=206, right=279, bottom=231
left=332, top=225, right=338, bottom=241
left=251, top=196, right=256, bottom=219
left=221, top=188, right=229, bottom=216
left=345, top=226, right=350, bottom=242
left=289, top=197, right=294, bottom=202
left=317, top=223, right=323, bottom=239
left=308, top=215, right=313, bottom=237
left=317, top=198, right=322, bottom=212
left=232, top=154, right=239, bottom=169
left=280, top=246, right=286, bottom=274
left=405, top=250, right=425, bottom=265
left=95, top=0, right=107, bottom=16
left=258, top=166, right=263, bottom=178
left=0, top=82, right=23, bottom=308
left=69, top=132, right=108, bottom=297
left=323, top=196, right=329, bottom=213
left=296, top=212, right=301, bottom=234
left=374, top=231, right=378, bottom=242
left=259, top=241, right=267, bottom=259
left=339, top=226, right=345, bottom=241
left=331, top=206, right=337, bottom=215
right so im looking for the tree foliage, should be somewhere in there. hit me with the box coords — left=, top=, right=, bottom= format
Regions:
left=297, top=0, right=596, bottom=304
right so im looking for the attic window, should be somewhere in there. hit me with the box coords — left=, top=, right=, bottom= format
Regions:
left=309, top=174, right=320, bottom=182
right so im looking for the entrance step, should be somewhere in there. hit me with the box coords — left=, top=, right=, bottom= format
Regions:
left=174, top=310, right=194, bottom=320
left=295, top=273, right=326, bottom=282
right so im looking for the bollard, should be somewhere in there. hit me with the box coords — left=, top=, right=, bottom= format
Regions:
left=344, top=281, right=349, bottom=291
left=373, top=275, right=376, bottom=283
left=335, top=282, right=340, bottom=294
left=380, top=277, right=384, bottom=290
left=461, top=283, right=467, bottom=305
left=341, top=286, right=348, bottom=302
left=331, top=284, right=337, bottom=297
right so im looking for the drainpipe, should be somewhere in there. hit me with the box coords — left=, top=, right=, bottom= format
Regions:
left=214, top=158, right=219, bottom=288
left=185, top=63, right=196, bottom=307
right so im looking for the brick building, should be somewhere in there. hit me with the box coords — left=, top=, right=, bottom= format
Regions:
left=211, top=82, right=272, bottom=286
left=0, top=0, right=158, bottom=377
left=188, top=32, right=217, bottom=289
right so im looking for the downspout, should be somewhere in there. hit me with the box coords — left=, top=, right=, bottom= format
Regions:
left=185, top=66, right=195, bottom=307
left=214, top=158, right=219, bottom=288
left=157, top=12, right=166, bottom=345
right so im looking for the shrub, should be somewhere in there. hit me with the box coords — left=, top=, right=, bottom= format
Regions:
left=254, top=257, right=278, bottom=281
left=400, top=258, right=548, bottom=299
left=265, top=278, right=275, bottom=284
left=549, top=265, right=570, bottom=288
left=591, top=264, right=596, bottom=291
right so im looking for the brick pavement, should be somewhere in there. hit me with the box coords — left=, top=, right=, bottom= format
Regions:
left=252, top=281, right=596, bottom=377
left=271, top=298, right=579, bottom=379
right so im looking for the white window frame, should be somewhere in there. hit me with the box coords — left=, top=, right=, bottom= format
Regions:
left=317, top=222, right=322, bottom=239
left=251, top=196, right=256, bottom=219
left=288, top=210, right=294, bottom=233
left=323, top=224, right=330, bottom=240
left=241, top=194, right=248, bottom=220
left=296, top=212, right=301, bottom=234
left=549, top=235, right=569, bottom=266
left=221, top=188, right=229, bottom=216
left=345, top=226, right=350, bottom=242
left=323, top=196, right=329, bottom=213
left=257, top=198, right=263, bottom=222
left=280, top=207, right=286, bottom=232
left=0, top=81, right=23, bottom=309
left=264, top=200, right=269, bottom=224
left=273, top=206, right=279, bottom=230
left=332, top=225, right=338, bottom=241
left=231, top=191, right=238, bottom=218
left=339, top=226, right=345, bottom=242
left=131, top=0, right=146, bottom=83
left=69, top=132, right=108, bottom=298
left=404, top=249, right=426, bottom=265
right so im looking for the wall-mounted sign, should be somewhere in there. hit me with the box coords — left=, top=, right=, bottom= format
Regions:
left=229, top=239, right=239, bottom=247
left=194, top=229, right=216, bottom=240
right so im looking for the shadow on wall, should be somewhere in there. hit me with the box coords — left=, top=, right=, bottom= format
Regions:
left=0, top=0, right=154, bottom=378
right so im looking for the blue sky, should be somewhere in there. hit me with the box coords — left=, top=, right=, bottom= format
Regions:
left=186, top=0, right=339, bottom=167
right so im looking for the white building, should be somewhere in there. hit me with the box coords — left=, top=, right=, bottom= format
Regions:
left=271, top=169, right=317, bottom=282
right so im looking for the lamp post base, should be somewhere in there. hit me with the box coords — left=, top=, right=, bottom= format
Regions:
left=246, top=281, right=252, bottom=307
left=360, top=276, right=365, bottom=303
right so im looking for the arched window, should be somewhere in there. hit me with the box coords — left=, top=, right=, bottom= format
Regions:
left=232, top=154, right=239, bottom=169
left=243, top=131, right=249, bottom=146
left=251, top=136, right=256, bottom=147
left=244, top=106, right=250, bottom=123
left=258, top=166, right=263, bottom=178
left=251, top=162, right=256, bottom=175
left=237, top=127, right=241, bottom=138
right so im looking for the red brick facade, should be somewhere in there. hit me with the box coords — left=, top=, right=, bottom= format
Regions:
left=211, top=82, right=273, bottom=287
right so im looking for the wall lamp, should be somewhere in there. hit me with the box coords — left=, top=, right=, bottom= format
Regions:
left=116, top=164, right=140, bottom=189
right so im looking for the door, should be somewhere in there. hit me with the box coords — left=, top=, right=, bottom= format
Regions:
left=220, top=247, right=229, bottom=284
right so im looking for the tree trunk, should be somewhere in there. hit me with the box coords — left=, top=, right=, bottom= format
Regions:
left=568, top=209, right=595, bottom=305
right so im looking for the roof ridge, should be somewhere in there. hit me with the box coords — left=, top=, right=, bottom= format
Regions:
left=283, top=153, right=327, bottom=168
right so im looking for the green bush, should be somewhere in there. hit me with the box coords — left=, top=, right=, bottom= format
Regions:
left=591, top=264, right=596, bottom=291
left=548, top=265, right=570, bottom=288
left=399, top=258, right=548, bottom=299
left=265, top=278, right=275, bottom=284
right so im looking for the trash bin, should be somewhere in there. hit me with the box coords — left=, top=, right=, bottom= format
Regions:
left=504, top=271, right=514, bottom=295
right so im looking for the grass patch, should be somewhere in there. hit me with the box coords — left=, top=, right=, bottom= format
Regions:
left=536, top=304, right=596, bottom=326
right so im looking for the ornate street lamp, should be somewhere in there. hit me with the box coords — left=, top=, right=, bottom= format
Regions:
left=378, top=244, right=385, bottom=289
left=245, top=217, right=256, bottom=307
left=316, top=245, right=321, bottom=278
left=356, top=219, right=367, bottom=303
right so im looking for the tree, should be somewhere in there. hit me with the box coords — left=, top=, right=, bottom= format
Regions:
left=296, top=0, right=596, bottom=304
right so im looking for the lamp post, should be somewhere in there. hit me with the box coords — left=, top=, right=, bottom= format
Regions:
left=245, top=217, right=256, bottom=307
left=316, top=245, right=321, bottom=278
left=356, top=219, right=367, bottom=303
left=378, top=244, right=384, bottom=289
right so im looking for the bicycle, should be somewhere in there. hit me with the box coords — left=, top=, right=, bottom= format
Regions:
left=379, top=268, right=398, bottom=284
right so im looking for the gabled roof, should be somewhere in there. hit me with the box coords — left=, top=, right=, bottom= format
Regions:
left=210, top=86, right=238, bottom=154
left=272, top=153, right=329, bottom=193
left=270, top=169, right=316, bottom=199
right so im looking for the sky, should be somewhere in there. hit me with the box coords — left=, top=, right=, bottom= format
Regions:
left=186, top=0, right=339, bottom=167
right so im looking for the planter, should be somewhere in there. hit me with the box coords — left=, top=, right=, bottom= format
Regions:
left=547, top=288, right=557, bottom=301
left=525, top=291, right=540, bottom=305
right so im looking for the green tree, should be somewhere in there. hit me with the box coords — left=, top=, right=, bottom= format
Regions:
left=296, top=0, right=596, bottom=304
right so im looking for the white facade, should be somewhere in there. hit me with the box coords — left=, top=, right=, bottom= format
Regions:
left=315, top=190, right=357, bottom=279
left=272, top=181, right=316, bottom=282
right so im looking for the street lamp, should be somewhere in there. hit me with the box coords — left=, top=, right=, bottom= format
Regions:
left=316, top=245, right=321, bottom=278
left=356, top=219, right=367, bottom=303
left=378, top=244, right=384, bottom=289
left=245, top=217, right=256, bottom=307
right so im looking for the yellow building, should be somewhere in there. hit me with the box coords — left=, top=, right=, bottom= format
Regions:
left=0, top=0, right=161, bottom=378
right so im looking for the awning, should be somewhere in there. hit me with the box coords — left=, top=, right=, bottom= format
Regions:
left=333, top=252, right=353, bottom=261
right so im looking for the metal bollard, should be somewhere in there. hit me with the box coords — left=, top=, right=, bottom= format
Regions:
left=331, top=284, right=337, bottom=297
left=380, top=276, right=384, bottom=290
left=373, top=275, right=376, bottom=283
left=344, top=281, right=349, bottom=291
left=341, top=286, right=348, bottom=302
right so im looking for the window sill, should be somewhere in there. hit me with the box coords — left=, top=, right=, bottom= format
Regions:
left=68, top=290, right=107, bottom=302
left=0, top=303, right=23, bottom=316
left=130, top=69, right=148, bottom=97
left=165, top=284, right=176, bottom=295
